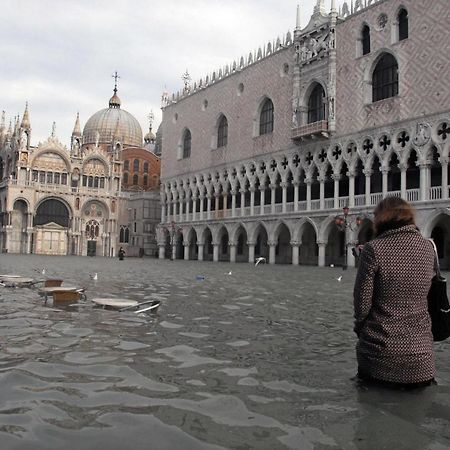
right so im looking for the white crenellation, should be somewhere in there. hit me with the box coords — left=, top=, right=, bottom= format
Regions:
left=338, top=0, right=383, bottom=18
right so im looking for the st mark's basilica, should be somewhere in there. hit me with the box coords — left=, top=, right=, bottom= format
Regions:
left=0, top=81, right=161, bottom=257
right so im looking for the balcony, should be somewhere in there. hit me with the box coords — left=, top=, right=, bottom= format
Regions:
left=292, top=121, right=329, bottom=140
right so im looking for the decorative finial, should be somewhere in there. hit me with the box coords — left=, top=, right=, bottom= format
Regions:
left=21, top=102, right=30, bottom=130
left=181, top=69, right=191, bottom=93
left=331, top=0, right=336, bottom=12
left=112, top=71, right=120, bottom=94
left=148, top=110, right=154, bottom=131
left=296, top=4, right=301, bottom=30
left=314, top=0, right=325, bottom=14
left=51, top=122, right=56, bottom=137
left=72, top=112, right=81, bottom=136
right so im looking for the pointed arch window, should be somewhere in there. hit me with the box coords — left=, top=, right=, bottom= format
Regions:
left=217, top=115, right=228, bottom=147
left=123, top=173, right=128, bottom=185
left=183, top=129, right=191, bottom=158
left=259, top=98, right=274, bottom=135
left=373, top=53, right=399, bottom=102
left=143, top=175, right=148, bottom=187
left=143, top=162, right=149, bottom=173
left=133, top=159, right=139, bottom=172
left=133, top=174, right=139, bottom=185
left=362, top=25, right=371, bottom=55
left=398, top=9, right=408, bottom=41
left=307, top=84, right=326, bottom=123
left=124, top=160, right=129, bottom=171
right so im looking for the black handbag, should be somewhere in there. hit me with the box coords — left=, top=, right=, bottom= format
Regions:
left=428, top=240, right=450, bottom=341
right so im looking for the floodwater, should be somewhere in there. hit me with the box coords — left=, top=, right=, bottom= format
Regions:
left=0, top=254, right=449, bottom=450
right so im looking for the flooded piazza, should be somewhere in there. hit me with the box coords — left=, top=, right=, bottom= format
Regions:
left=0, top=254, right=449, bottom=450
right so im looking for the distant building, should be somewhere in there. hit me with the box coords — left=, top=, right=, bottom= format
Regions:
left=158, top=0, right=450, bottom=267
left=0, top=83, right=161, bottom=256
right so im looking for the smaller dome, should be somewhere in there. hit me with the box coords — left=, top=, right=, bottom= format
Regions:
left=144, top=130, right=156, bottom=142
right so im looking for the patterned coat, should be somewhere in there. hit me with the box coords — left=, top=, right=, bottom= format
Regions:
left=354, top=225, right=435, bottom=384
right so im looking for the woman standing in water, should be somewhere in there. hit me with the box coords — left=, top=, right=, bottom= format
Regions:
left=354, top=197, right=436, bottom=388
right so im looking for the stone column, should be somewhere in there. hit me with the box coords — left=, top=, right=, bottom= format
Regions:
left=158, top=244, right=165, bottom=259
left=268, top=241, right=276, bottom=264
left=442, top=158, right=448, bottom=200
left=185, top=193, right=190, bottom=222
left=333, top=175, right=340, bottom=209
left=348, top=171, right=355, bottom=207
left=179, top=197, right=184, bottom=222
left=306, top=179, right=312, bottom=211
left=213, top=243, right=219, bottom=262
left=171, top=242, right=176, bottom=260
left=364, top=169, right=372, bottom=206
left=281, top=182, right=287, bottom=213
left=293, top=181, right=299, bottom=212
left=229, top=243, right=236, bottom=263
left=192, top=195, right=198, bottom=221
left=207, top=194, right=212, bottom=220
left=248, top=242, right=255, bottom=263
left=197, top=243, right=204, bottom=261
left=270, top=184, right=276, bottom=214
left=419, top=163, right=429, bottom=201
left=199, top=195, right=205, bottom=220
left=223, top=192, right=228, bottom=217
left=214, top=193, right=220, bottom=219
left=184, top=243, right=190, bottom=260
left=319, top=176, right=325, bottom=210
left=382, top=169, right=388, bottom=198
left=291, top=241, right=299, bottom=265
left=318, top=241, right=326, bottom=267
left=259, top=188, right=265, bottom=215
left=400, top=164, right=407, bottom=200
left=231, top=190, right=237, bottom=218
left=240, top=189, right=245, bottom=217
left=250, top=187, right=255, bottom=216
left=161, top=202, right=166, bottom=224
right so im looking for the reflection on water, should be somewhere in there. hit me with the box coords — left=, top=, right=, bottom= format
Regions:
left=0, top=254, right=449, bottom=449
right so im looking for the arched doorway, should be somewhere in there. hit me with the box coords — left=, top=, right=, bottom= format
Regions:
left=203, top=228, right=213, bottom=261
left=218, top=227, right=230, bottom=262
left=12, top=199, right=29, bottom=253
left=175, top=230, right=184, bottom=259
left=235, top=226, right=249, bottom=263
left=299, top=222, right=318, bottom=265
left=188, top=229, right=198, bottom=260
left=34, top=198, right=70, bottom=255
left=254, top=225, right=269, bottom=260
left=275, top=223, right=292, bottom=264
left=430, top=214, right=450, bottom=269
left=325, top=224, right=345, bottom=267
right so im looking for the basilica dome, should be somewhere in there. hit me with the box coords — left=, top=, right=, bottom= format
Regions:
left=82, top=90, right=143, bottom=147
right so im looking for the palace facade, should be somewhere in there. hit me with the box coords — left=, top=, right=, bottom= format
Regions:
left=0, top=86, right=161, bottom=256
left=158, top=0, right=450, bottom=268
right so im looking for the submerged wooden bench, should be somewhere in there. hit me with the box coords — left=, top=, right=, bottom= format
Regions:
left=40, top=286, right=86, bottom=303
left=44, top=279, right=63, bottom=287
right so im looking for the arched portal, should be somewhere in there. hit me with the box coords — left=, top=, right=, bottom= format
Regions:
left=430, top=214, right=450, bottom=269
left=218, top=227, right=230, bottom=262
left=203, top=227, right=213, bottom=261
left=175, top=230, right=184, bottom=259
left=33, top=199, right=70, bottom=255
left=235, top=225, right=249, bottom=263
left=11, top=199, right=29, bottom=253
left=254, top=225, right=269, bottom=260
left=299, top=222, right=318, bottom=265
left=275, top=223, right=292, bottom=264
left=325, top=224, right=345, bottom=267
left=188, top=229, right=198, bottom=260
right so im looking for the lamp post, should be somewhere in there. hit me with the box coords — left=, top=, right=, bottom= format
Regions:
left=334, top=206, right=363, bottom=270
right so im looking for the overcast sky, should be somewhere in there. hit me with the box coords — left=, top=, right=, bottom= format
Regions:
left=0, top=0, right=331, bottom=146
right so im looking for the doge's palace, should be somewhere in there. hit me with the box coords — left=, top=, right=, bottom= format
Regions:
left=158, top=0, right=450, bottom=268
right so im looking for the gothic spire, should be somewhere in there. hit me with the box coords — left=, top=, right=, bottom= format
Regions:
left=72, top=112, right=81, bottom=137
left=313, top=0, right=325, bottom=14
left=20, top=102, right=31, bottom=130
left=295, top=4, right=301, bottom=30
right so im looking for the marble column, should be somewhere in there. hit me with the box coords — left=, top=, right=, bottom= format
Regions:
left=248, top=242, right=255, bottom=263
left=318, top=241, right=326, bottom=267
left=348, top=172, right=355, bottom=207
left=419, top=163, right=429, bottom=201
left=250, top=187, right=255, bottom=216
left=259, top=188, right=265, bottom=215
left=319, top=177, right=325, bottom=210
left=306, top=179, right=312, bottom=211
left=192, top=195, right=198, bottom=221
left=364, top=170, right=372, bottom=206
left=382, top=169, right=388, bottom=198
left=293, top=181, right=299, bottom=212
left=213, top=243, right=219, bottom=262
left=240, top=189, right=245, bottom=217
left=229, top=244, right=236, bottom=263
left=158, top=244, right=165, bottom=259
left=197, top=243, right=204, bottom=261
left=400, top=164, right=407, bottom=200
left=442, top=158, right=448, bottom=199
left=231, top=190, right=237, bottom=218
left=207, top=194, right=212, bottom=220
left=333, top=175, right=340, bottom=209
left=268, top=241, right=276, bottom=265
left=281, top=182, right=287, bottom=213
left=291, top=241, right=299, bottom=265
left=270, top=184, right=276, bottom=214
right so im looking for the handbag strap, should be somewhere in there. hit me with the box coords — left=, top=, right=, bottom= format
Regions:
left=428, top=238, right=441, bottom=277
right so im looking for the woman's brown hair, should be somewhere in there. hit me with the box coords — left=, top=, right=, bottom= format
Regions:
left=373, top=197, right=416, bottom=236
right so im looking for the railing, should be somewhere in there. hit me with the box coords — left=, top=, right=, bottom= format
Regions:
left=163, top=187, right=449, bottom=224
left=292, top=120, right=328, bottom=140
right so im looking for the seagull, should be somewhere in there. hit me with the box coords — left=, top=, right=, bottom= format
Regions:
left=90, top=272, right=98, bottom=280
left=255, top=257, right=266, bottom=266
left=336, top=276, right=343, bottom=282
left=227, top=271, right=232, bottom=275
left=34, top=268, right=46, bottom=275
